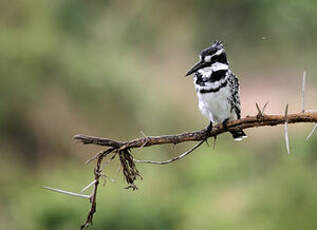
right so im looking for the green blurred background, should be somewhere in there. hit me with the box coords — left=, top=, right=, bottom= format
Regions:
left=1, top=0, right=317, bottom=229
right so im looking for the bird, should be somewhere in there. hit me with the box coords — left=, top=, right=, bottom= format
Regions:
left=185, top=41, right=247, bottom=141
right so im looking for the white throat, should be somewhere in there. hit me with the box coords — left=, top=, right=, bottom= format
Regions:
left=197, top=62, right=228, bottom=78
left=210, top=62, right=228, bottom=72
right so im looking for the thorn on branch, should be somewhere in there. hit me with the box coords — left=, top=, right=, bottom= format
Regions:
left=284, top=104, right=291, bottom=154
left=80, top=180, right=97, bottom=194
left=41, top=186, right=91, bottom=199
left=262, top=102, right=269, bottom=115
left=256, top=103, right=261, bottom=115
left=306, top=123, right=317, bottom=141
left=301, top=71, right=307, bottom=113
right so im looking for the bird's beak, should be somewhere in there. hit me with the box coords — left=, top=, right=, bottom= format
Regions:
left=185, top=60, right=206, bottom=76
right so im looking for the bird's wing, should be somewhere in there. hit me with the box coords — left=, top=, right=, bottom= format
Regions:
left=228, top=72, right=241, bottom=119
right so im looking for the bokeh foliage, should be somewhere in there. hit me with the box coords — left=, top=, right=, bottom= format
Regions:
left=1, top=0, right=317, bottom=229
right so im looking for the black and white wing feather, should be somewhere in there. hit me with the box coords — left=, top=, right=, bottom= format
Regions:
left=227, top=71, right=241, bottom=119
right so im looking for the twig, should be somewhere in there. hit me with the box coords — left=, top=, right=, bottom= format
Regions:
left=85, top=148, right=115, bottom=164
left=262, top=102, right=269, bottom=114
left=284, top=105, right=291, bottom=154
left=301, top=71, right=306, bottom=112
left=85, top=151, right=102, bottom=165
left=41, top=186, right=90, bottom=199
left=74, top=135, right=122, bottom=148
left=80, top=156, right=103, bottom=229
left=133, top=139, right=205, bottom=165
left=256, top=102, right=268, bottom=119
left=256, top=103, right=262, bottom=117
left=306, top=123, right=317, bottom=141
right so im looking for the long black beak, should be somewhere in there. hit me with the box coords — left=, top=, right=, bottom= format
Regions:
left=185, top=60, right=206, bottom=76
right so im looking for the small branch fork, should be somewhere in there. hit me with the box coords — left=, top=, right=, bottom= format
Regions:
left=43, top=71, right=317, bottom=229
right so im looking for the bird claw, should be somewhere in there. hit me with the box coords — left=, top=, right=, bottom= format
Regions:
left=222, top=118, right=229, bottom=131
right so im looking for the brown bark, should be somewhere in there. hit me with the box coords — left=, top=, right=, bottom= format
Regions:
left=74, top=112, right=317, bottom=149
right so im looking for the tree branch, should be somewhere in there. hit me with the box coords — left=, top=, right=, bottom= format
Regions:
left=73, top=111, right=317, bottom=229
left=74, top=112, right=317, bottom=150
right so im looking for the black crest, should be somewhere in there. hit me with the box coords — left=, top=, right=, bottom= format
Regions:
left=200, top=40, right=224, bottom=57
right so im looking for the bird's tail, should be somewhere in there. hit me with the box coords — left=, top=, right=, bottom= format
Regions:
left=230, top=130, right=247, bottom=141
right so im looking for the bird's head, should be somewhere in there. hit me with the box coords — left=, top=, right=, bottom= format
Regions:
left=185, top=41, right=228, bottom=76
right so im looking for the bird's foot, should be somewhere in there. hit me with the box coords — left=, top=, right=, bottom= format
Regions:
left=222, top=118, right=229, bottom=131
left=204, top=122, right=213, bottom=140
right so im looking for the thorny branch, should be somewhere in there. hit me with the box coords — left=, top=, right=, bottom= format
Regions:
left=43, top=72, right=317, bottom=229
left=74, top=113, right=317, bottom=150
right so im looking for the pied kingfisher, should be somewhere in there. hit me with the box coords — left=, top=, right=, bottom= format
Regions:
left=185, top=41, right=247, bottom=141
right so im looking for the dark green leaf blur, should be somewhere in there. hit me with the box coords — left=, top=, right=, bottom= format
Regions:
left=1, top=0, right=317, bottom=229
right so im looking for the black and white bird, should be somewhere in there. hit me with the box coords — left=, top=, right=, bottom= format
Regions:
left=185, top=41, right=247, bottom=141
